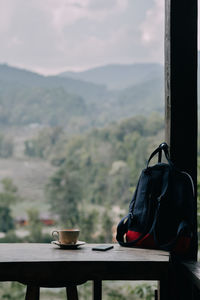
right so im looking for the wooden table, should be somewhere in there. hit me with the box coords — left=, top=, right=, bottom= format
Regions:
left=0, top=243, right=170, bottom=299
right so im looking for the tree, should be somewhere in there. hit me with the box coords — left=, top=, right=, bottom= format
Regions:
left=26, top=209, right=43, bottom=242
left=0, top=282, right=25, bottom=300
left=0, top=178, right=21, bottom=233
left=0, top=178, right=19, bottom=206
left=24, top=127, right=64, bottom=159
left=0, top=206, right=14, bottom=233
left=46, top=169, right=82, bottom=227
left=0, top=134, right=14, bottom=158
left=79, top=209, right=99, bottom=242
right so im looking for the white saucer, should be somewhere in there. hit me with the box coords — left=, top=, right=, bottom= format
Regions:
left=51, top=240, right=86, bottom=249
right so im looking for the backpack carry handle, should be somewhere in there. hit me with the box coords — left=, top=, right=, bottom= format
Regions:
left=147, top=142, right=172, bottom=167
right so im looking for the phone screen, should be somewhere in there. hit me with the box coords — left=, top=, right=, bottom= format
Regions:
left=92, top=245, right=114, bottom=251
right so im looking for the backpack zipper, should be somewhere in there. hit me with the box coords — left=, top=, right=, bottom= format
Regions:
left=129, top=211, right=134, bottom=219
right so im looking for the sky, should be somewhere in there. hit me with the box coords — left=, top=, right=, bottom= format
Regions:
left=0, top=0, right=198, bottom=75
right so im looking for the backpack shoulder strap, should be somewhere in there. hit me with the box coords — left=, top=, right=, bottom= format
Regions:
left=116, top=215, right=129, bottom=244
left=116, top=214, right=152, bottom=247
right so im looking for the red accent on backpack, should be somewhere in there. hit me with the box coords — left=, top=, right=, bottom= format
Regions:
left=126, top=231, right=156, bottom=249
left=126, top=230, right=191, bottom=254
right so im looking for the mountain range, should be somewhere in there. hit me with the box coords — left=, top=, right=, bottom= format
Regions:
left=59, top=63, right=163, bottom=90
left=0, top=63, right=164, bottom=131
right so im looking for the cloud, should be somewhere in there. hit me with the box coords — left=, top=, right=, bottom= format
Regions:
left=141, top=0, right=199, bottom=55
left=0, top=0, right=164, bottom=74
left=0, top=0, right=198, bottom=76
left=140, top=0, right=164, bottom=44
left=42, top=0, right=129, bottom=34
left=0, top=2, right=12, bottom=33
left=139, top=0, right=164, bottom=62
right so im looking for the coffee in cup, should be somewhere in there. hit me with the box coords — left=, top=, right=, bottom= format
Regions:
left=52, top=229, right=80, bottom=245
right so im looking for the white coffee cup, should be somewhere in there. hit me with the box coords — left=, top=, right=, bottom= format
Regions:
left=52, top=229, right=80, bottom=245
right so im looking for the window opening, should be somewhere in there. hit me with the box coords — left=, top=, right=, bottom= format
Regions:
left=0, top=0, right=165, bottom=297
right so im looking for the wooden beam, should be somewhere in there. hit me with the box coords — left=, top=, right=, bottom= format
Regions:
left=165, top=0, right=198, bottom=259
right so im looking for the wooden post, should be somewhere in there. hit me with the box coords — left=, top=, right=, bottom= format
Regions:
left=93, top=280, right=102, bottom=300
left=66, top=286, right=79, bottom=300
left=165, top=0, right=198, bottom=260
left=25, top=286, right=40, bottom=300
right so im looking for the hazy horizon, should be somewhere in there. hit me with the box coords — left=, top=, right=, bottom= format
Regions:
left=0, top=0, right=165, bottom=75
left=0, top=0, right=199, bottom=76
left=0, top=60, right=164, bottom=77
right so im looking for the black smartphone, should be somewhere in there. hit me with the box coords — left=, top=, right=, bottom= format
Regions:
left=92, top=245, right=114, bottom=251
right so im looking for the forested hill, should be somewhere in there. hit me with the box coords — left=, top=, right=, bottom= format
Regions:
left=0, top=63, right=106, bottom=97
left=26, top=113, right=165, bottom=176
left=0, top=63, right=164, bottom=130
left=43, top=114, right=165, bottom=226
left=59, top=63, right=163, bottom=90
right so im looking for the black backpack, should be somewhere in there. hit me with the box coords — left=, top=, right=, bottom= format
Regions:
left=116, top=143, right=194, bottom=254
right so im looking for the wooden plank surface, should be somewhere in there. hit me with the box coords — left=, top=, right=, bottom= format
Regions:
left=0, top=243, right=169, bottom=262
left=0, top=244, right=169, bottom=283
